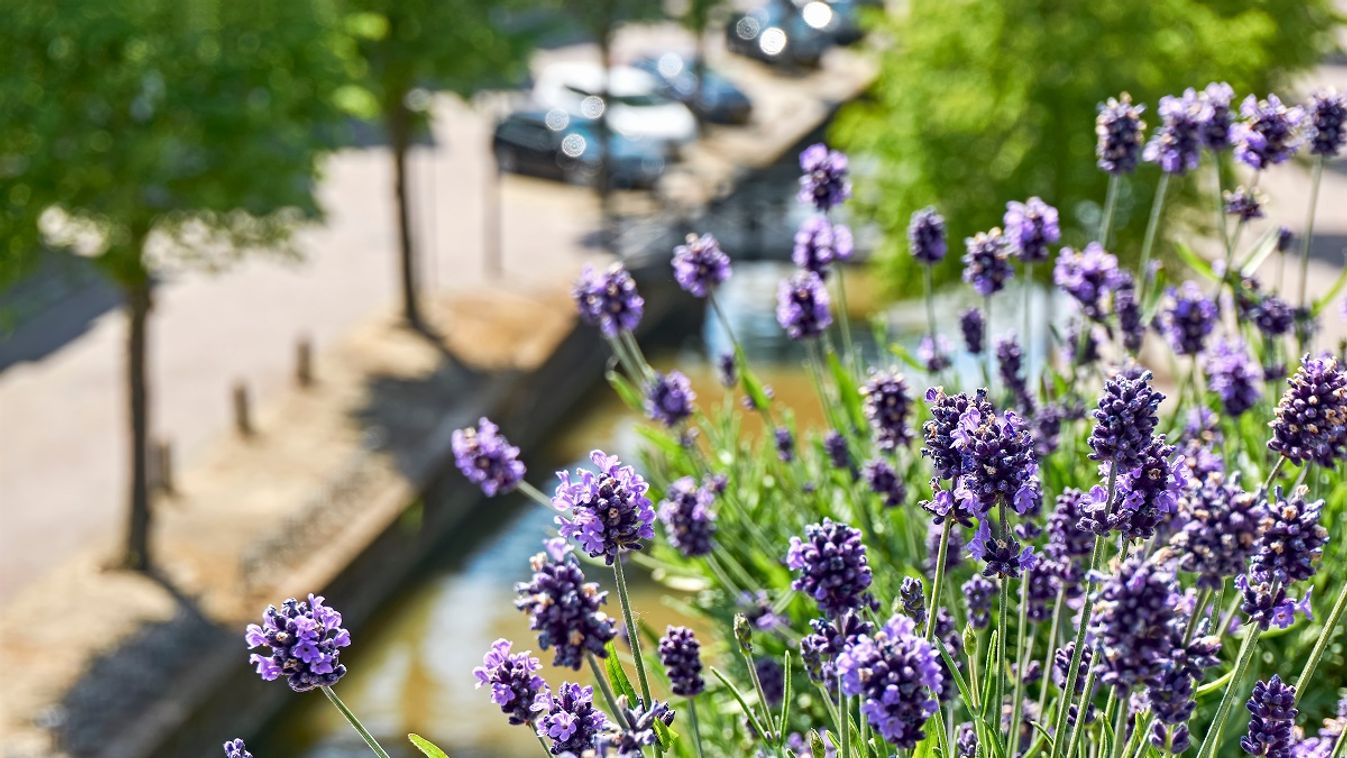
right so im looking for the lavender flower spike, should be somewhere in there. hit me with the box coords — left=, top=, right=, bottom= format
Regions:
left=245, top=594, right=351, bottom=692
left=473, top=638, right=548, bottom=725
left=860, top=369, right=914, bottom=450
left=798, top=143, right=850, bottom=211
left=1003, top=197, right=1060, bottom=263
left=1241, top=676, right=1298, bottom=758
left=794, top=215, right=854, bottom=278
left=908, top=206, right=947, bottom=264
left=658, top=477, right=717, bottom=558
left=223, top=739, right=253, bottom=758
left=1089, top=556, right=1180, bottom=691
left=1159, top=281, right=1219, bottom=357
left=962, top=228, right=1015, bottom=296
left=960, top=308, right=985, bottom=354
left=671, top=232, right=731, bottom=298
left=1197, top=82, right=1236, bottom=150
left=658, top=626, right=705, bottom=697
left=1267, top=354, right=1347, bottom=467
left=776, top=270, right=833, bottom=340
left=1251, top=485, right=1328, bottom=585
left=514, top=538, right=618, bottom=669
left=1088, top=367, right=1164, bottom=473
left=533, top=682, right=610, bottom=755
left=1145, top=89, right=1204, bottom=175
left=836, top=613, right=943, bottom=748
left=573, top=263, right=644, bottom=336
left=453, top=417, right=526, bottom=497
left=1234, top=94, right=1305, bottom=169
left=1204, top=338, right=1264, bottom=417
left=553, top=450, right=656, bottom=564
left=1053, top=242, right=1122, bottom=321
left=644, top=370, right=695, bottom=427
left=787, top=519, right=876, bottom=617
left=1096, top=93, right=1147, bottom=174
left=1306, top=88, right=1347, bottom=157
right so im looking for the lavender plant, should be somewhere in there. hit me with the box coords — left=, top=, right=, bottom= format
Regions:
left=229, top=85, right=1347, bottom=758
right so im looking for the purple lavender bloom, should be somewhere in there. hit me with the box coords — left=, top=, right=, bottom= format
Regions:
left=962, top=228, right=1015, bottom=296
left=1251, top=485, right=1328, bottom=584
left=1031, top=402, right=1067, bottom=458
left=755, top=658, right=785, bottom=707
left=799, top=143, right=851, bottom=211
left=1053, top=243, right=1123, bottom=320
left=960, top=308, right=985, bottom=354
left=474, top=638, right=548, bottom=725
left=658, top=626, right=705, bottom=697
left=1062, top=319, right=1102, bottom=368
left=1003, top=197, right=1061, bottom=263
left=1236, top=572, right=1314, bottom=630
left=1170, top=472, right=1265, bottom=588
left=1268, top=355, right=1347, bottom=467
left=223, top=739, right=253, bottom=758
left=1025, top=558, right=1060, bottom=621
left=1115, top=272, right=1145, bottom=353
left=1224, top=186, right=1266, bottom=221
left=962, top=574, right=995, bottom=629
left=899, top=577, right=927, bottom=626
left=1234, top=94, right=1305, bottom=169
left=1047, top=489, right=1096, bottom=570
left=644, top=371, right=695, bottom=427
left=716, top=351, right=737, bottom=388
left=824, top=431, right=852, bottom=471
left=1205, top=338, right=1264, bottom=417
left=775, top=427, right=796, bottom=462
left=1241, top=676, right=1298, bottom=758
left=919, top=335, right=953, bottom=373
left=739, top=590, right=786, bottom=632
left=861, top=369, right=913, bottom=450
left=862, top=458, right=905, bottom=508
left=1306, top=89, right=1347, bottom=157
left=1251, top=294, right=1295, bottom=337
left=600, top=697, right=675, bottom=756
left=923, top=387, right=996, bottom=482
left=1276, top=225, right=1295, bottom=252
left=1086, top=436, right=1186, bottom=541
left=953, top=401, right=1042, bottom=516
left=553, top=450, right=656, bottom=564
left=453, top=417, right=526, bottom=497
left=1097, top=93, right=1147, bottom=174
left=776, top=270, right=832, bottom=340
left=836, top=614, right=943, bottom=748
left=787, top=519, right=876, bottom=617
left=533, top=681, right=611, bottom=755
left=1145, top=89, right=1205, bottom=174
left=573, top=264, right=644, bottom=337
left=1088, top=367, right=1164, bottom=472
left=1160, top=282, right=1219, bottom=356
left=996, top=334, right=1028, bottom=401
left=1198, top=82, right=1236, bottom=150
left=968, top=519, right=1037, bottom=578
left=908, top=207, right=947, bottom=264
left=926, top=522, right=965, bottom=574
left=245, top=594, right=351, bottom=692
left=956, top=723, right=978, bottom=757
left=671, top=233, right=731, bottom=298
left=800, top=612, right=873, bottom=687
left=1089, top=556, right=1180, bottom=691
left=658, top=477, right=717, bottom=558
left=515, top=539, right=618, bottom=669
left=794, top=216, right=855, bottom=278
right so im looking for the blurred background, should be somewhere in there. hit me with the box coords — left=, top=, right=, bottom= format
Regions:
left=1, top=0, right=1344, bottom=755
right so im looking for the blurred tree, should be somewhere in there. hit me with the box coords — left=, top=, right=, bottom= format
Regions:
left=0, top=0, right=358, bottom=570
left=344, top=0, right=537, bottom=331
left=679, top=0, right=728, bottom=123
left=834, top=0, right=1340, bottom=295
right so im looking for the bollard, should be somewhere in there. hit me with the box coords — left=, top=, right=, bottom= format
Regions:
left=296, top=337, right=313, bottom=387
left=153, top=439, right=175, bottom=495
left=233, top=381, right=253, bottom=437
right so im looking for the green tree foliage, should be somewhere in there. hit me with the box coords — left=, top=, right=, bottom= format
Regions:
left=342, top=0, right=539, bottom=330
left=833, top=0, right=1340, bottom=295
left=0, top=0, right=358, bottom=569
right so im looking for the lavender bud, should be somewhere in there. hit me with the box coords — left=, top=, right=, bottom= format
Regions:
left=1003, top=197, right=1060, bottom=263
left=960, top=308, right=985, bottom=354
left=573, top=263, right=643, bottom=337
left=962, top=228, right=1015, bottom=296
left=1268, top=355, right=1347, bottom=467
left=245, top=594, right=351, bottom=692
left=776, top=270, right=832, bottom=341
left=908, top=206, right=947, bottom=265
left=787, top=519, right=876, bottom=617
left=1306, top=88, right=1347, bottom=157
left=554, top=450, right=656, bottom=565
left=1241, top=676, right=1298, bottom=758
left=798, top=143, right=850, bottom=211
left=658, top=477, right=717, bottom=558
left=1234, top=94, right=1305, bottom=169
left=1088, top=367, right=1163, bottom=472
left=672, top=233, right=731, bottom=298
left=1096, top=93, right=1147, bottom=174
left=644, top=371, right=696, bottom=427
left=1144, top=89, right=1204, bottom=175
left=453, top=417, right=526, bottom=497
left=515, top=539, right=618, bottom=669
left=794, top=215, right=854, bottom=278
left=861, top=369, right=914, bottom=450
left=658, top=626, right=705, bottom=697
left=474, top=638, right=548, bottom=725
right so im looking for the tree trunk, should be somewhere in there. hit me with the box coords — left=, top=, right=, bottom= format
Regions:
left=123, top=276, right=152, bottom=571
left=388, top=101, right=423, bottom=331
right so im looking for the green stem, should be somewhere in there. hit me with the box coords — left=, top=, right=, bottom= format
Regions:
left=1196, top=623, right=1265, bottom=758
left=1037, top=587, right=1066, bottom=715
left=1107, top=692, right=1130, bottom=758
left=1184, top=586, right=1214, bottom=644
left=1022, top=263, right=1034, bottom=349
left=1137, top=173, right=1170, bottom=305
left=537, top=733, right=554, bottom=756
left=613, top=558, right=653, bottom=705
left=620, top=329, right=655, bottom=382
left=587, top=652, right=625, bottom=721
left=924, top=521, right=953, bottom=639
left=1063, top=662, right=1099, bottom=758
left=1099, top=174, right=1121, bottom=247
left=1009, top=575, right=1031, bottom=757
left=320, top=686, right=392, bottom=758
left=840, top=690, right=851, bottom=758
left=995, top=576, right=1009, bottom=747
left=1333, top=719, right=1347, bottom=758
left=1298, top=157, right=1325, bottom=323
left=688, top=698, right=707, bottom=758
left=518, top=480, right=555, bottom=510
left=835, top=266, right=858, bottom=379
left=1295, top=579, right=1347, bottom=694
left=743, top=646, right=777, bottom=741
left=984, top=296, right=993, bottom=390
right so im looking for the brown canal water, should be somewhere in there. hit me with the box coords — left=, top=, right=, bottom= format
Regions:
left=250, top=262, right=1045, bottom=756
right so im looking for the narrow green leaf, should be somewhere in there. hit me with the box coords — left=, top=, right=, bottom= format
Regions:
left=778, top=651, right=794, bottom=747
left=408, top=733, right=451, bottom=758
left=1238, top=228, right=1279, bottom=277
left=604, top=642, right=640, bottom=703
left=825, top=349, right=866, bottom=431
left=1311, top=253, right=1347, bottom=317
left=935, top=636, right=979, bottom=715
left=1174, top=241, right=1218, bottom=282
left=1195, top=667, right=1235, bottom=698
left=889, top=342, right=926, bottom=373
left=607, top=369, right=645, bottom=413
left=711, top=667, right=769, bottom=741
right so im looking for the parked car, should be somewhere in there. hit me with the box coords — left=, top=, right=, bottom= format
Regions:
left=631, top=54, right=753, bottom=125
left=820, top=0, right=885, bottom=45
left=725, top=0, right=831, bottom=68
left=532, top=62, right=698, bottom=154
left=492, top=109, right=666, bottom=190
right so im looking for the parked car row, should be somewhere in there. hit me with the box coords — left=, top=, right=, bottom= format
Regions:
left=491, top=0, right=879, bottom=190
